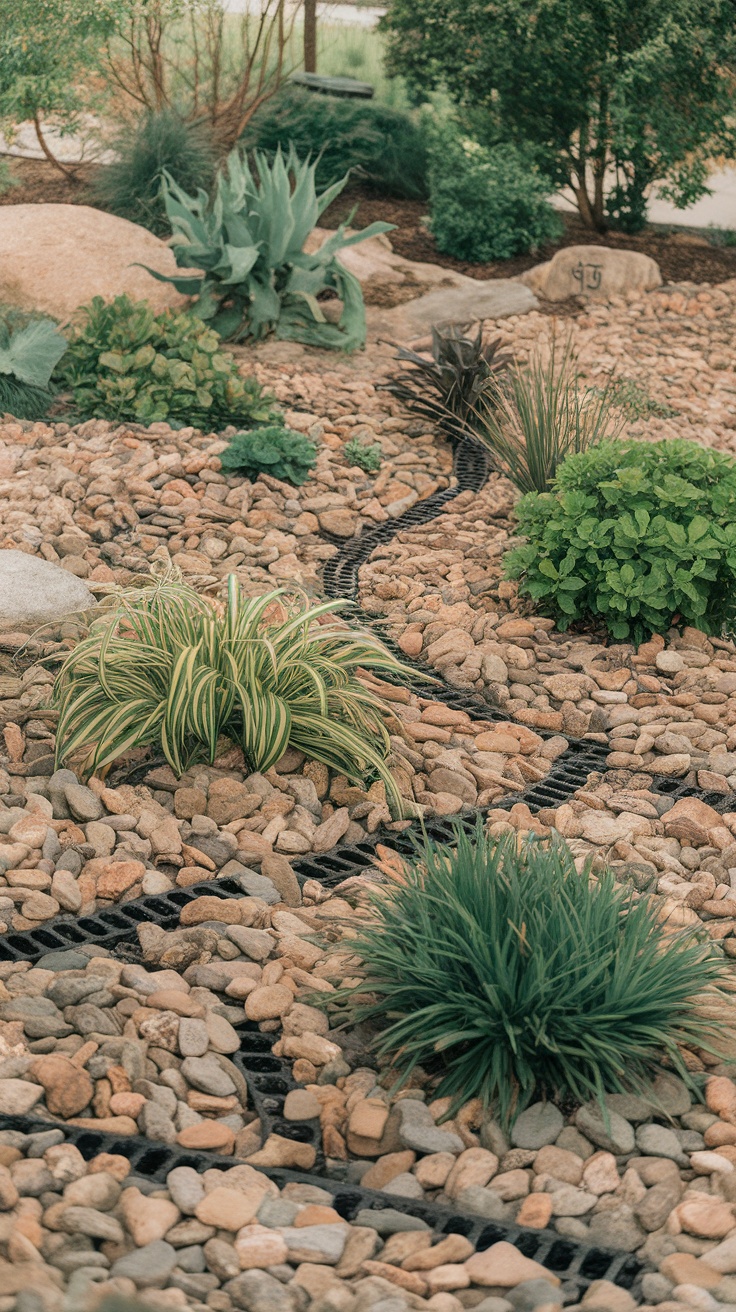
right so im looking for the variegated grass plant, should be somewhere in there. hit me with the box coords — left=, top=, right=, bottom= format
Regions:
left=53, top=575, right=410, bottom=802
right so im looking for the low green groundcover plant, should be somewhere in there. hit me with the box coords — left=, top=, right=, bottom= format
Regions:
left=243, top=85, right=428, bottom=199
left=343, top=437, right=381, bottom=473
left=333, top=823, right=724, bottom=1125
left=505, top=439, right=736, bottom=643
left=54, top=575, right=410, bottom=805
left=145, top=146, right=392, bottom=348
left=220, top=426, right=317, bottom=486
left=427, top=128, right=562, bottom=263
left=0, top=312, right=67, bottom=420
left=58, top=296, right=275, bottom=428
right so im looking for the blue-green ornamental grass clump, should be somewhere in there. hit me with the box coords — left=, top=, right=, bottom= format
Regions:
left=331, top=823, right=725, bottom=1126
left=504, top=438, right=736, bottom=644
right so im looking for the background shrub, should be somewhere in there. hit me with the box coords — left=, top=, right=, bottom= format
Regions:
left=58, top=296, right=275, bottom=429
left=505, top=438, right=736, bottom=642
left=427, top=129, right=562, bottom=262
left=243, top=85, right=428, bottom=199
left=334, top=823, right=724, bottom=1125
left=89, top=110, right=216, bottom=236
left=220, top=426, right=317, bottom=486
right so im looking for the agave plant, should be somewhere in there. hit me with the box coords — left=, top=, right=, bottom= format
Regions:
left=385, top=325, right=512, bottom=441
left=0, top=315, right=67, bottom=419
left=53, top=576, right=412, bottom=804
left=143, top=145, right=393, bottom=349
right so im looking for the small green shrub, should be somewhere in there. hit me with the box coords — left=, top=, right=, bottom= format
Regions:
left=505, top=438, right=736, bottom=643
left=220, top=426, right=317, bottom=485
left=0, top=314, right=67, bottom=420
left=333, top=823, right=724, bottom=1125
left=145, top=146, right=393, bottom=347
left=427, top=129, right=562, bottom=263
left=243, top=85, right=428, bottom=199
left=343, top=437, right=381, bottom=472
left=473, top=337, right=621, bottom=494
left=386, top=325, right=512, bottom=440
left=89, top=110, right=216, bottom=236
left=58, top=296, right=276, bottom=429
left=54, top=575, right=410, bottom=805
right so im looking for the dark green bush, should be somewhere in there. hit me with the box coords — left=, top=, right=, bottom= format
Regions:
left=428, top=128, right=562, bottom=262
left=243, top=85, right=428, bottom=199
left=220, top=426, right=317, bottom=485
left=333, top=823, right=724, bottom=1125
left=89, top=110, right=216, bottom=236
left=505, top=439, right=736, bottom=643
left=58, top=295, right=276, bottom=429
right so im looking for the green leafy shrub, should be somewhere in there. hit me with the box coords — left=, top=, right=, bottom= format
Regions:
left=427, top=129, right=562, bottom=263
left=0, top=314, right=67, bottom=420
left=243, top=85, right=428, bottom=199
left=145, top=146, right=393, bottom=347
left=58, top=296, right=276, bottom=429
left=54, top=575, right=410, bottom=804
left=505, top=438, right=736, bottom=642
left=386, top=325, right=512, bottom=440
left=333, top=822, right=724, bottom=1124
left=473, top=337, right=621, bottom=493
left=220, top=426, right=317, bottom=485
left=89, top=110, right=216, bottom=236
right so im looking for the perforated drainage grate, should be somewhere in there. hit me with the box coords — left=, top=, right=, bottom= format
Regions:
left=0, top=1114, right=647, bottom=1298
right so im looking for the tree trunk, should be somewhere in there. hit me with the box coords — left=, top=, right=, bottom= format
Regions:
left=32, top=113, right=79, bottom=182
left=304, top=0, right=317, bottom=72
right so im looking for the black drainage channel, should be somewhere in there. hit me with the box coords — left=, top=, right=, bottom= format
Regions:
left=0, top=1114, right=647, bottom=1299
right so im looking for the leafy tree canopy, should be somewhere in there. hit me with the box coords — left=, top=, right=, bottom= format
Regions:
left=382, top=0, right=736, bottom=230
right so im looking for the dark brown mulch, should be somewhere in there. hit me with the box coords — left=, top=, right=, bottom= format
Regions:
left=322, top=186, right=736, bottom=287
left=3, top=159, right=735, bottom=287
left=0, top=158, right=100, bottom=205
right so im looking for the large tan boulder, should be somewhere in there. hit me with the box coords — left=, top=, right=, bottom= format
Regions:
left=521, top=244, right=662, bottom=301
left=0, top=204, right=188, bottom=321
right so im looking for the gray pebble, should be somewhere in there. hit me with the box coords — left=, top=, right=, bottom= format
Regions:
left=510, top=1102, right=563, bottom=1149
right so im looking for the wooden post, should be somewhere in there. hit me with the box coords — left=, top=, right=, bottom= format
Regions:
left=304, top=0, right=317, bottom=72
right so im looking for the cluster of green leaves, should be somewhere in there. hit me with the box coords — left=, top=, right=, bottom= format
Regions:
left=243, top=85, right=428, bottom=199
left=145, top=146, right=393, bottom=349
left=473, top=338, right=622, bottom=494
left=332, top=822, right=724, bottom=1125
left=89, top=110, right=216, bottom=237
left=427, top=126, right=562, bottom=263
left=57, top=296, right=275, bottom=429
left=54, top=575, right=411, bottom=804
left=382, top=0, right=736, bottom=233
left=505, top=439, right=736, bottom=643
left=343, top=437, right=381, bottom=473
left=220, top=425, right=317, bottom=486
left=387, top=325, right=512, bottom=441
left=0, top=312, right=67, bottom=420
